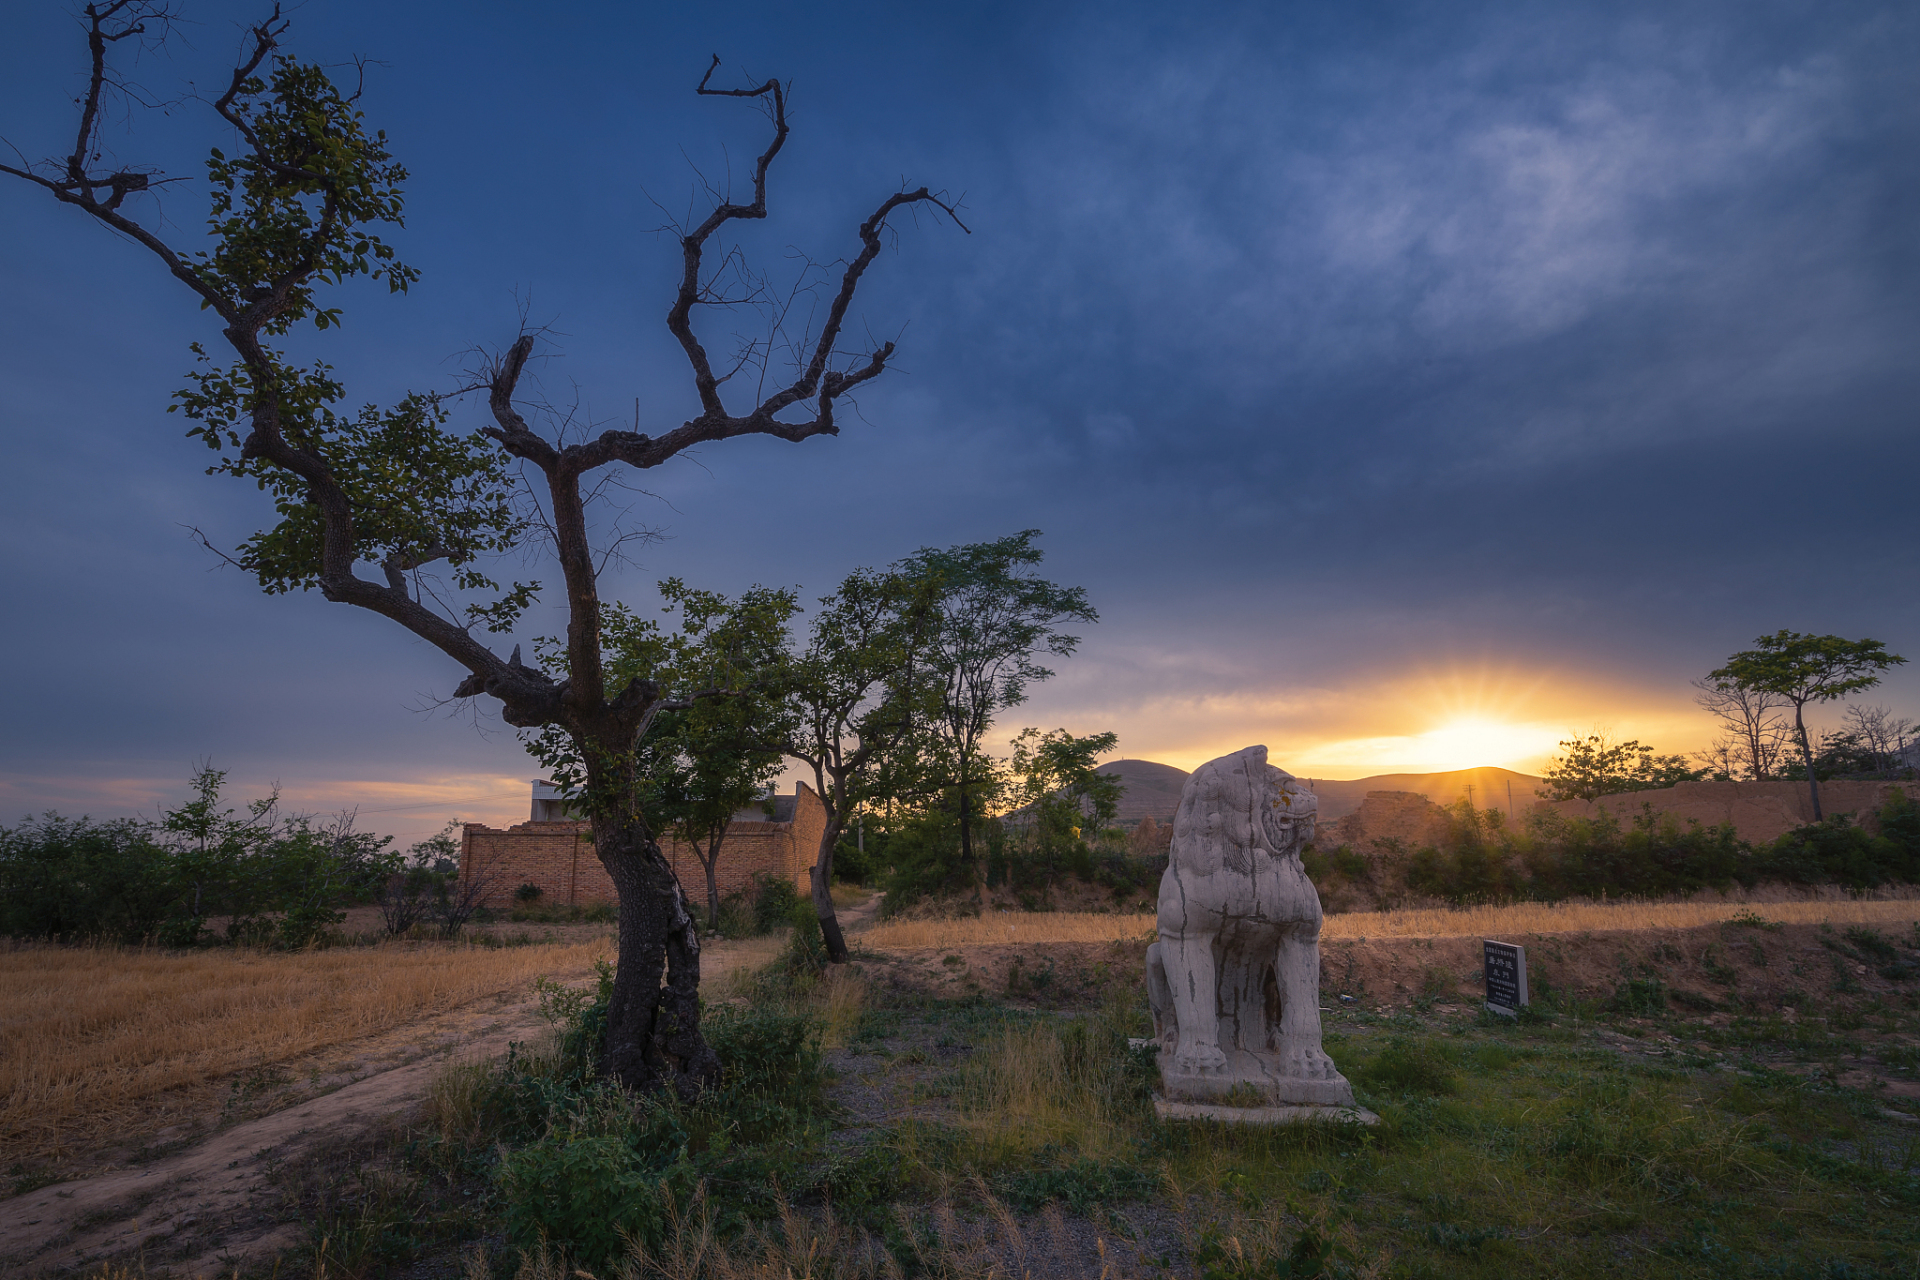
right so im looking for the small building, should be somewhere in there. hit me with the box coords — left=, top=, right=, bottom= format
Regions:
left=459, top=780, right=829, bottom=907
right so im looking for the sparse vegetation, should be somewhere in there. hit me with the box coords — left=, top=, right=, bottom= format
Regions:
left=15, top=896, right=1920, bottom=1278
left=0, top=936, right=613, bottom=1160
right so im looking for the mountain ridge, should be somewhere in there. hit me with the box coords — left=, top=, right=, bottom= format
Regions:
left=1095, top=758, right=1545, bottom=824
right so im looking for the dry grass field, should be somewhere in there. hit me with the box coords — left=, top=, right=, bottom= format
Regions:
left=0, top=937, right=614, bottom=1160
left=861, top=891, right=1920, bottom=949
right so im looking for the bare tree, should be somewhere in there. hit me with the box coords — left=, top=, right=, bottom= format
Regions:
left=1690, top=677, right=1792, bottom=781
left=1842, top=704, right=1916, bottom=779
left=431, top=842, right=500, bottom=939
left=2, top=6, right=962, bottom=1093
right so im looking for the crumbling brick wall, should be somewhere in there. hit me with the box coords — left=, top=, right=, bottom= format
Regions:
left=460, top=782, right=829, bottom=907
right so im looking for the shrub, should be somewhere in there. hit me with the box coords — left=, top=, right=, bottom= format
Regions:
left=489, top=979, right=833, bottom=1268
left=878, top=802, right=969, bottom=910
left=515, top=882, right=544, bottom=903
left=784, top=899, right=828, bottom=971
left=750, top=872, right=802, bottom=935
left=498, top=1132, right=672, bottom=1269
left=0, top=814, right=180, bottom=942
left=1755, top=806, right=1919, bottom=890
left=705, top=1003, right=827, bottom=1115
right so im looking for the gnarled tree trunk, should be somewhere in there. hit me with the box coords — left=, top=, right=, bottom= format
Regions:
left=591, top=800, right=719, bottom=1095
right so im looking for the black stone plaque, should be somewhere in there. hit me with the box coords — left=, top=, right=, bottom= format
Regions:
left=1483, top=939, right=1527, bottom=1016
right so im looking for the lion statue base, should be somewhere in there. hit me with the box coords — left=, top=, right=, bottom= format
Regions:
left=1146, top=745, right=1354, bottom=1108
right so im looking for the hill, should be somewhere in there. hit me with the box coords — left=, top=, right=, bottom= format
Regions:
left=1092, top=759, right=1192, bottom=825
left=1095, top=759, right=1544, bottom=824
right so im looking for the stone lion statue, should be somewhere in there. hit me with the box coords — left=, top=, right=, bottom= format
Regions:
left=1146, top=745, right=1353, bottom=1107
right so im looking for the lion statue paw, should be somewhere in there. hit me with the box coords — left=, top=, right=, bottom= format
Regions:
left=1277, top=1042, right=1339, bottom=1081
left=1173, top=1042, right=1229, bottom=1076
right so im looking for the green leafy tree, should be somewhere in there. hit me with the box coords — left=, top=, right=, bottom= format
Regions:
left=2, top=8, right=958, bottom=1093
left=1709, top=631, right=1908, bottom=820
left=1540, top=733, right=1704, bottom=803
left=624, top=585, right=796, bottom=931
left=1004, top=727, right=1121, bottom=887
left=895, top=532, right=1097, bottom=907
left=775, top=565, right=939, bottom=963
left=526, top=580, right=799, bottom=924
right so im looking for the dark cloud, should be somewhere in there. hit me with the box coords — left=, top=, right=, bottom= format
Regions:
left=2, top=0, right=1915, bottom=840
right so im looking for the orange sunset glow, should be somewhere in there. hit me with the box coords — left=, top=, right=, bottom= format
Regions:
left=1071, top=660, right=1717, bottom=782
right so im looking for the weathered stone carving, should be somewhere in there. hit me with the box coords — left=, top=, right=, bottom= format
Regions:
left=1146, top=745, right=1354, bottom=1107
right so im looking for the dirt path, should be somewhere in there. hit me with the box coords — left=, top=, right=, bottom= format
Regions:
left=0, top=937, right=781, bottom=1279
left=0, top=988, right=548, bottom=1277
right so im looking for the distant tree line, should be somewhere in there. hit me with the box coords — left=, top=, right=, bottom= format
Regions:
left=0, top=766, right=480, bottom=946
left=1307, top=789, right=1920, bottom=908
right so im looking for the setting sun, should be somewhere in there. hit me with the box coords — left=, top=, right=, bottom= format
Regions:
left=1296, top=715, right=1565, bottom=776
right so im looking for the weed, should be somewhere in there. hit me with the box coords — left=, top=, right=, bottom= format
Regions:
left=6, top=1163, right=62, bottom=1196
left=1843, top=926, right=1899, bottom=962
left=1005, top=954, right=1057, bottom=997
left=1422, top=1221, right=1509, bottom=1254
left=992, top=1152, right=1160, bottom=1212
left=1609, top=977, right=1668, bottom=1016
left=1727, top=910, right=1784, bottom=931
left=1830, top=954, right=1862, bottom=995
left=1702, top=944, right=1739, bottom=985
left=1357, top=1038, right=1458, bottom=1097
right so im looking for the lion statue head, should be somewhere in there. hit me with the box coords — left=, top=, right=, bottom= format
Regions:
left=1171, top=745, right=1317, bottom=874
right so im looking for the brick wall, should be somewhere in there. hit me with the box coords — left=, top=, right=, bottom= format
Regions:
left=459, top=782, right=830, bottom=908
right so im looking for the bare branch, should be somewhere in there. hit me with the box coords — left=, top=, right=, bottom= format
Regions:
left=181, top=522, right=248, bottom=572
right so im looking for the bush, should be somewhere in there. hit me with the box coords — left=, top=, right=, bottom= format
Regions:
left=784, top=899, right=827, bottom=971
left=498, top=1132, right=672, bottom=1268
left=705, top=1003, right=827, bottom=1114
left=489, top=980, right=832, bottom=1269
left=0, top=814, right=180, bottom=942
left=1363, top=790, right=1920, bottom=904
left=832, top=831, right=880, bottom=886
left=0, top=767, right=399, bottom=946
left=1753, top=803, right=1919, bottom=890
left=879, top=802, right=969, bottom=911
left=750, top=872, right=802, bottom=935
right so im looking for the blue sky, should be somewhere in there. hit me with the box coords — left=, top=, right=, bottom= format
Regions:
left=2, top=0, right=1916, bottom=845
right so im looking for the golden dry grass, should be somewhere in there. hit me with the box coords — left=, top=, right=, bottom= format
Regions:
left=956, top=1017, right=1134, bottom=1164
left=863, top=913, right=1159, bottom=949
left=862, top=895, right=1920, bottom=950
left=1329, top=896, right=1920, bottom=939
left=0, top=937, right=612, bottom=1158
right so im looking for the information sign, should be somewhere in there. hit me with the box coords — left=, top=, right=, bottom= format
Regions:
left=1483, top=940, right=1528, bottom=1016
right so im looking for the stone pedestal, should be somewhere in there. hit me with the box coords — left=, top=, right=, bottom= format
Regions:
left=1153, top=1097, right=1380, bottom=1126
left=1158, top=1045, right=1355, bottom=1107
